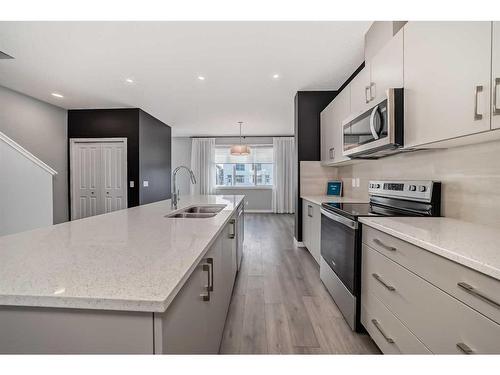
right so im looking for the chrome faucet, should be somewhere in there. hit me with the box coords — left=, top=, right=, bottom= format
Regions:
left=171, top=166, right=197, bottom=209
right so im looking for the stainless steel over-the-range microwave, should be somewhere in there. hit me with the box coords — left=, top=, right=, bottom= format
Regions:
left=342, top=88, right=404, bottom=159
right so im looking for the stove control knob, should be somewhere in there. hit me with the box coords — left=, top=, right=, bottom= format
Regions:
left=409, top=185, right=417, bottom=191
left=419, top=185, right=427, bottom=192
left=369, top=184, right=373, bottom=188
left=376, top=184, right=381, bottom=188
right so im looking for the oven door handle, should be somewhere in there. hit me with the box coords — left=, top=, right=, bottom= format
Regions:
left=320, top=209, right=358, bottom=229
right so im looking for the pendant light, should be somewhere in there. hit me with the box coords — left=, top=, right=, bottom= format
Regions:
left=230, top=121, right=251, bottom=156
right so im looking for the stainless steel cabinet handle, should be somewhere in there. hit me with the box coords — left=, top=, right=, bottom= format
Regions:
left=456, top=342, right=474, bottom=354
left=308, top=205, right=313, bottom=218
left=457, top=282, right=500, bottom=309
left=200, top=262, right=211, bottom=301
left=494, top=78, right=500, bottom=115
left=365, top=86, right=371, bottom=103
left=373, top=238, right=397, bottom=252
left=371, top=319, right=394, bottom=343
left=474, top=85, right=483, bottom=120
left=329, top=147, right=335, bottom=160
left=229, top=219, right=236, bottom=239
left=372, top=273, right=396, bottom=291
left=370, top=82, right=376, bottom=101
left=207, top=258, right=214, bottom=291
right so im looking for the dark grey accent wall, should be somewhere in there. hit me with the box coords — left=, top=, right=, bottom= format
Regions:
left=0, top=85, right=68, bottom=224
left=139, top=110, right=172, bottom=205
left=294, top=91, right=338, bottom=241
left=67, top=108, right=171, bottom=217
left=67, top=108, right=140, bottom=209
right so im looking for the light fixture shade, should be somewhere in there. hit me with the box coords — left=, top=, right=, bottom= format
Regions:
left=230, top=144, right=251, bottom=156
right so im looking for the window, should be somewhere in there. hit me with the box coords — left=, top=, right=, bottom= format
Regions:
left=215, top=145, right=273, bottom=187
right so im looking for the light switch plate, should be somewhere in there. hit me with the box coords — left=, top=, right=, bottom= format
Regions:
left=143, top=181, right=149, bottom=187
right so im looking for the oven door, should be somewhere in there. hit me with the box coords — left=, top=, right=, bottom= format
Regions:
left=320, top=208, right=358, bottom=294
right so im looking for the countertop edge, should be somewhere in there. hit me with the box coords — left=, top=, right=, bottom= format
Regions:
left=359, top=218, right=500, bottom=281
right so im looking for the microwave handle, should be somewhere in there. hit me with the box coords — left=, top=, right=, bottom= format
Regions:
left=369, top=105, right=380, bottom=140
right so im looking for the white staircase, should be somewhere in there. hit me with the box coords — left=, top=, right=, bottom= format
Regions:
left=0, top=131, right=57, bottom=236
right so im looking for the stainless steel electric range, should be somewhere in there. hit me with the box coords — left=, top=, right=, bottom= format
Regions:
left=319, top=180, right=441, bottom=332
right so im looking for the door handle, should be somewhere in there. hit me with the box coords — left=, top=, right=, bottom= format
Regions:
left=200, top=262, right=211, bottom=301
left=371, top=319, right=394, bottom=344
left=474, top=85, right=483, bottom=120
left=494, top=78, right=500, bottom=115
left=329, top=147, right=335, bottom=160
left=457, top=282, right=500, bottom=309
left=369, top=82, right=376, bottom=101
left=207, top=257, right=214, bottom=291
left=308, top=205, right=313, bottom=217
left=372, top=273, right=396, bottom=291
left=373, top=238, right=397, bottom=252
left=365, top=86, right=371, bottom=104
left=369, top=105, right=380, bottom=140
left=229, top=219, right=236, bottom=239
left=456, top=342, right=474, bottom=354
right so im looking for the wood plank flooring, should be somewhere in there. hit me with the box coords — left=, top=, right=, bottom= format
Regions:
left=220, top=213, right=380, bottom=354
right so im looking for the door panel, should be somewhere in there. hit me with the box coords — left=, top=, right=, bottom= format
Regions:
left=404, top=22, right=492, bottom=147
left=71, top=139, right=127, bottom=220
left=492, top=22, right=500, bottom=129
left=101, top=142, right=127, bottom=214
left=350, top=64, right=371, bottom=116
left=72, top=143, right=100, bottom=220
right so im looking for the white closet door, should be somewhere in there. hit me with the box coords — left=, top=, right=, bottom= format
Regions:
left=101, top=142, right=127, bottom=214
left=71, top=139, right=127, bottom=220
left=71, top=143, right=100, bottom=220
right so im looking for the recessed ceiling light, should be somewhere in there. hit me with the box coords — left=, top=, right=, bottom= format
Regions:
left=272, top=74, right=280, bottom=79
left=125, top=78, right=134, bottom=83
left=51, top=93, right=64, bottom=98
left=198, top=76, right=206, bottom=81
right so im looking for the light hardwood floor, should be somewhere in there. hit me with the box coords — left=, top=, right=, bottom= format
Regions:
left=220, top=213, right=380, bottom=354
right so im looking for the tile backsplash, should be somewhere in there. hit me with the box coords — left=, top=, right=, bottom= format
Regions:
left=300, top=161, right=338, bottom=196
left=335, top=139, right=500, bottom=227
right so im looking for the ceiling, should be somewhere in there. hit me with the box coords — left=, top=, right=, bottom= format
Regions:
left=0, top=21, right=370, bottom=136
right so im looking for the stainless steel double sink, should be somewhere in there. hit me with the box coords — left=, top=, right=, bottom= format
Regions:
left=165, top=205, right=226, bottom=219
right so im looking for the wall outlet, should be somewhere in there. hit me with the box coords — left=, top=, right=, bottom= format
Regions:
left=143, top=181, right=149, bottom=187
left=355, top=178, right=360, bottom=188
left=129, top=181, right=135, bottom=188
left=352, top=178, right=356, bottom=187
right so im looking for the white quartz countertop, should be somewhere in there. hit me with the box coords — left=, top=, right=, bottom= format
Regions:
left=301, top=195, right=368, bottom=206
left=359, top=217, right=500, bottom=281
left=0, top=195, right=244, bottom=312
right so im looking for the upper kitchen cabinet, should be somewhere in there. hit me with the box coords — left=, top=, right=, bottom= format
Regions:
left=492, top=22, right=500, bottom=130
left=404, top=22, right=492, bottom=148
left=321, top=85, right=351, bottom=165
left=369, top=29, right=404, bottom=105
left=350, top=64, right=371, bottom=116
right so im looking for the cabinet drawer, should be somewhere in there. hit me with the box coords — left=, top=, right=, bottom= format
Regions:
left=361, top=290, right=430, bottom=354
left=362, top=244, right=500, bottom=354
left=363, top=226, right=500, bottom=324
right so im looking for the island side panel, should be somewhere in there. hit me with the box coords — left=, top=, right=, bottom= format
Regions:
left=0, top=306, right=154, bottom=354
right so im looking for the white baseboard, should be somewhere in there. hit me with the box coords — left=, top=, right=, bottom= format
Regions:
left=245, top=209, right=274, bottom=213
left=294, top=237, right=305, bottom=248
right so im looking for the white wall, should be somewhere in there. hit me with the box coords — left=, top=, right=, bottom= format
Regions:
left=0, top=86, right=68, bottom=223
left=171, top=137, right=192, bottom=195
left=172, top=136, right=274, bottom=211
left=0, top=137, right=53, bottom=236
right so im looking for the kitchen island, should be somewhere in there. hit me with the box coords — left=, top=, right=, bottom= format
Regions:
left=0, top=195, right=244, bottom=354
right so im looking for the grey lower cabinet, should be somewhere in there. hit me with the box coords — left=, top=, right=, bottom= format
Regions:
left=0, top=217, right=239, bottom=354
left=154, top=216, right=238, bottom=354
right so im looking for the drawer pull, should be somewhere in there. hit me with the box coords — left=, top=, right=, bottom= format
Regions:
left=457, top=282, right=500, bottom=309
left=371, top=319, right=394, bottom=344
left=456, top=342, right=474, bottom=355
left=372, top=273, right=396, bottom=291
left=373, top=238, right=397, bottom=252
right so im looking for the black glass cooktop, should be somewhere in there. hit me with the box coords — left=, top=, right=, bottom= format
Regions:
left=321, top=202, right=378, bottom=219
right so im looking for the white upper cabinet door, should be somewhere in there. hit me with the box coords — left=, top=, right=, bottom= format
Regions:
left=350, top=64, right=371, bottom=116
left=492, top=22, right=500, bottom=129
left=369, top=29, right=404, bottom=105
left=404, top=22, right=492, bottom=148
left=320, top=101, right=335, bottom=163
left=332, top=85, right=351, bottom=163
